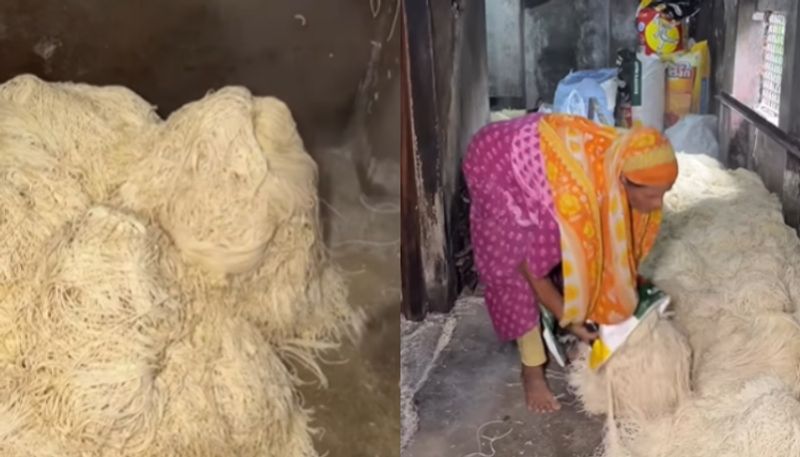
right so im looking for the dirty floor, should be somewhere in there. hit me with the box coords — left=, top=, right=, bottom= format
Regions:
left=299, top=146, right=400, bottom=457
left=403, top=295, right=603, bottom=457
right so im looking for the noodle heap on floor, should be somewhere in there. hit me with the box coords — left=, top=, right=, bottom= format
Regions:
left=569, top=153, right=800, bottom=457
left=0, top=74, right=361, bottom=456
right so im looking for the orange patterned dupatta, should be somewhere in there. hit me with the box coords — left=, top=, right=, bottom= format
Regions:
left=538, top=114, right=677, bottom=327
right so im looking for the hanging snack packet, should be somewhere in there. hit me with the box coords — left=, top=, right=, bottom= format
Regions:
left=637, top=7, right=683, bottom=56
left=636, top=0, right=701, bottom=57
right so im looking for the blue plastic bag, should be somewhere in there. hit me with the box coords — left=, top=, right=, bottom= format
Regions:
left=553, top=68, right=619, bottom=126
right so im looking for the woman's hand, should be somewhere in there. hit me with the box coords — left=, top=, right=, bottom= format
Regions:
left=567, top=323, right=598, bottom=344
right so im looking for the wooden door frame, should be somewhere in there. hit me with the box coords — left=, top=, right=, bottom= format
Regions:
left=401, top=0, right=449, bottom=321
left=401, top=0, right=426, bottom=321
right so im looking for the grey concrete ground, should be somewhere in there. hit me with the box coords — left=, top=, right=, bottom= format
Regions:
left=403, top=295, right=603, bottom=457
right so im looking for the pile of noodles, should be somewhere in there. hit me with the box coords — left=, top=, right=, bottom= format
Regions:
left=0, top=74, right=359, bottom=456
left=568, top=154, right=800, bottom=457
left=119, top=87, right=361, bottom=345
left=0, top=74, right=161, bottom=202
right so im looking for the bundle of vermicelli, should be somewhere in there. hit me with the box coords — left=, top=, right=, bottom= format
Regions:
left=239, top=97, right=359, bottom=342
left=0, top=74, right=160, bottom=202
left=150, top=306, right=316, bottom=457
left=119, top=87, right=361, bottom=344
left=0, top=285, right=36, bottom=368
left=0, top=365, right=77, bottom=457
left=691, top=312, right=800, bottom=398
left=234, top=224, right=358, bottom=345
left=620, top=377, right=800, bottom=457
left=21, top=206, right=183, bottom=454
left=0, top=104, right=90, bottom=285
left=118, top=87, right=280, bottom=276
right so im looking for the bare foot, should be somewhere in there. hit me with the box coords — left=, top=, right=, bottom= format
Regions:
left=522, top=364, right=561, bottom=413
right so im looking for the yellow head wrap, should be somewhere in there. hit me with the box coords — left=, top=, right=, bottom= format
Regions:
left=619, top=127, right=678, bottom=187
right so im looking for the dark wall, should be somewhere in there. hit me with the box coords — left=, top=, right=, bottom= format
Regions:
left=487, top=0, right=639, bottom=108
left=402, top=0, right=489, bottom=317
left=432, top=0, right=490, bottom=307
left=696, top=0, right=728, bottom=105
left=450, top=1, right=490, bottom=292
left=526, top=0, right=639, bottom=105
left=359, top=65, right=401, bottom=195
left=0, top=0, right=400, bottom=191
left=486, top=0, right=524, bottom=101
left=345, top=2, right=402, bottom=196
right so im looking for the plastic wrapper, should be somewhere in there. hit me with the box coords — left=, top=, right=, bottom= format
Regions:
left=665, top=40, right=711, bottom=128
left=636, top=0, right=701, bottom=56
left=553, top=69, right=618, bottom=126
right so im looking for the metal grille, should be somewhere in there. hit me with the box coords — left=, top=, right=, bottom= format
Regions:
left=758, top=12, right=786, bottom=125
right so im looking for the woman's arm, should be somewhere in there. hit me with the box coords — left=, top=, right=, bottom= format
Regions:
left=519, top=261, right=598, bottom=343
left=518, top=261, right=564, bottom=320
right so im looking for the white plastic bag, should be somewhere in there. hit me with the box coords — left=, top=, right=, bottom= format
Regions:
left=554, top=69, right=618, bottom=126
left=665, top=114, right=719, bottom=159
left=634, top=53, right=666, bottom=131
